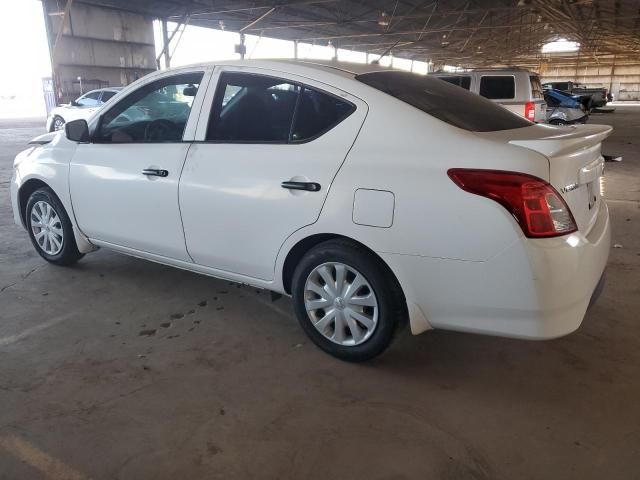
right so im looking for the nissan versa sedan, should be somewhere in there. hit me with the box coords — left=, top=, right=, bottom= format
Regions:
left=11, top=60, right=610, bottom=361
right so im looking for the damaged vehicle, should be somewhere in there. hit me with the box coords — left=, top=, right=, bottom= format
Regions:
left=544, top=88, right=589, bottom=125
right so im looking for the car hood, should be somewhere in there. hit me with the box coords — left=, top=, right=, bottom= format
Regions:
left=29, top=131, right=59, bottom=145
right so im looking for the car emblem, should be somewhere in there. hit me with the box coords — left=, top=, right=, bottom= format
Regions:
left=560, top=183, right=579, bottom=194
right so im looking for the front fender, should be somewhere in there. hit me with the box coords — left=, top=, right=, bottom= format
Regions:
left=13, top=136, right=96, bottom=254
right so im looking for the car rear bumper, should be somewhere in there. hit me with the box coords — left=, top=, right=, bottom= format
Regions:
left=380, top=201, right=610, bottom=339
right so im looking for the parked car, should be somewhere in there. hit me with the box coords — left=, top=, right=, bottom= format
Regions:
left=430, top=68, right=547, bottom=122
left=12, top=60, right=610, bottom=361
left=46, top=87, right=123, bottom=132
left=542, top=81, right=608, bottom=109
left=544, top=88, right=589, bottom=125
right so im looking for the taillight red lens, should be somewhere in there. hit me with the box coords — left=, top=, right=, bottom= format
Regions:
left=447, top=169, right=577, bottom=238
left=524, top=101, right=536, bottom=121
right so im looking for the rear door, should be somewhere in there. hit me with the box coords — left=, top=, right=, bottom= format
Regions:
left=179, top=67, right=367, bottom=280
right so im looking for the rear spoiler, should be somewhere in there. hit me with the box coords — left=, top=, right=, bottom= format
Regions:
left=509, top=124, right=612, bottom=157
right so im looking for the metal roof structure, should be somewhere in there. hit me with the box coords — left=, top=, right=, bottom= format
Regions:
left=74, top=0, right=640, bottom=67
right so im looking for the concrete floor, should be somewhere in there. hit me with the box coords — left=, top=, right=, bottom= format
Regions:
left=0, top=110, right=639, bottom=480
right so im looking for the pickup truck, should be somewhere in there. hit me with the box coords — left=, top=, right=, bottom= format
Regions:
left=542, top=81, right=608, bottom=109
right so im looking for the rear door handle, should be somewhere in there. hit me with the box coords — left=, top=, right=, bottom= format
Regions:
left=142, top=168, right=169, bottom=177
left=281, top=181, right=321, bottom=192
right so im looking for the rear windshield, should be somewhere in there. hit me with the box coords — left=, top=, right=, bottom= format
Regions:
left=356, top=71, right=532, bottom=132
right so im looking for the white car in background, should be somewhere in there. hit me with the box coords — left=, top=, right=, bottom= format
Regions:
left=12, top=60, right=610, bottom=361
left=46, top=87, right=122, bottom=132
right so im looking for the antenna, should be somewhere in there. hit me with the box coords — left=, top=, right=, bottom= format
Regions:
left=371, top=41, right=401, bottom=65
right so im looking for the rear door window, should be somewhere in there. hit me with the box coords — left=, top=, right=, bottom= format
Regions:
left=438, top=76, right=471, bottom=90
left=357, top=71, right=531, bottom=132
left=479, top=76, right=515, bottom=99
left=291, top=88, right=355, bottom=142
left=207, top=72, right=299, bottom=143
left=207, top=72, right=355, bottom=143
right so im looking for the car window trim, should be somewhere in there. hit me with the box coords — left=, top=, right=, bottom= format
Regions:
left=204, top=71, right=357, bottom=145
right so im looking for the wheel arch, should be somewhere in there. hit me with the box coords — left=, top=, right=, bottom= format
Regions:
left=281, top=233, right=403, bottom=300
left=281, top=232, right=433, bottom=335
left=17, top=178, right=95, bottom=254
left=18, top=178, right=50, bottom=228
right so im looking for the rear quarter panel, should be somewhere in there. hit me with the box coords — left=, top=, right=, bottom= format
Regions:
left=277, top=87, right=550, bottom=266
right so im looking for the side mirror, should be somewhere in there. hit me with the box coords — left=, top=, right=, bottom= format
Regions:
left=65, top=119, right=90, bottom=143
left=183, top=85, right=197, bottom=97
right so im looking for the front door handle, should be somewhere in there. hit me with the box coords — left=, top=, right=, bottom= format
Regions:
left=281, top=181, right=321, bottom=192
left=142, top=168, right=169, bottom=177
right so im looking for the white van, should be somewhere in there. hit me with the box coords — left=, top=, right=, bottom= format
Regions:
left=430, top=68, right=547, bottom=123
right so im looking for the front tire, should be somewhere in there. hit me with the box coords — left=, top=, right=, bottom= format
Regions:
left=25, top=188, right=83, bottom=266
left=292, top=239, right=406, bottom=362
left=51, top=115, right=65, bottom=132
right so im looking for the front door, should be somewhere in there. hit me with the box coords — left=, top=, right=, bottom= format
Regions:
left=180, top=68, right=367, bottom=280
left=69, top=70, right=209, bottom=261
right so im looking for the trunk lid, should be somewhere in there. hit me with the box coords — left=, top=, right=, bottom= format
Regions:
left=480, top=123, right=612, bottom=235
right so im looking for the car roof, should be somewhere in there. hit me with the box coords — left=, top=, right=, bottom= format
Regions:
left=169, top=58, right=398, bottom=78
left=83, top=87, right=123, bottom=95
left=431, top=68, right=539, bottom=75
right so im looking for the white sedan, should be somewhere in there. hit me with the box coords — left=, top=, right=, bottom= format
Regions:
left=46, top=87, right=122, bottom=132
left=11, top=60, right=610, bottom=361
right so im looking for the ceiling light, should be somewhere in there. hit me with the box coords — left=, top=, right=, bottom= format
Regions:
left=378, top=11, right=390, bottom=27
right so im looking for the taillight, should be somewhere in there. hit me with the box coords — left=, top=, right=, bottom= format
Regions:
left=447, top=169, right=577, bottom=238
left=524, top=101, right=536, bottom=121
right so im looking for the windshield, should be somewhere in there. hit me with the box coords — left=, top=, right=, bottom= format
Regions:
left=356, top=71, right=532, bottom=132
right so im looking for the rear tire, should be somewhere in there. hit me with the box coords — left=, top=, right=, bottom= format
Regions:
left=291, top=239, right=406, bottom=362
left=25, top=188, right=83, bottom=266
left=549, top=119, right=568, bottom=126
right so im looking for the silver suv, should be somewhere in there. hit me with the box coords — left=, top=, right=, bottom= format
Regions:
left=430, top=68, right=546, bottom=123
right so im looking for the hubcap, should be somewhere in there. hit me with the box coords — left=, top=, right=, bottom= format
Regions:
left=54, top=118, right=64, bottom=130
left=304, top=262, right=379, bottom=346
left=30, top=200, right=64, bottom=256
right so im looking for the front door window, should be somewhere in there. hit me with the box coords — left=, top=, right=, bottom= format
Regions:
left=96, top=72, right=203, bottom=143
